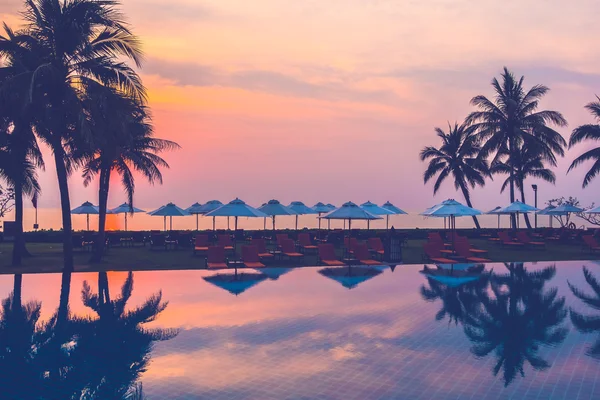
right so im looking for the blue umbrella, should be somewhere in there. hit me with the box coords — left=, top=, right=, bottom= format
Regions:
left=326, top=203, right=336, bottom=210
left=203, top=271, right=268, bottom=296
left=422, top=199, right=482, bottom=242
left=288, top=201, right=318, bottom=230
left=313, top=202, right=332, bottom=230
left=193, top=200, right=223, bottom=230
left=258, top=200, right=296, bottom=230
left=71, top=201, right=99, bottom=231
left=361, top=201, right=395, bottom=230
left=205, top=198, right=268, bottom=230
left=497, top=201, right=539, bottom=229
left=487, top=206, right=512, bottom=229
left=148, top=202, right=190, bottom=231
left=319, top=266, right=382, bottom=290
left=381, top=201, right=408, bottom=229
left=109, top=203, right=146, bottom=231
left=585, top=205, right=600, bottom=214
left=185, top=202, right=204, bottom=231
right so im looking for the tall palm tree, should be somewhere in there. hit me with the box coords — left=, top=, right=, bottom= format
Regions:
left=463, top=263, right=568, bottom=386
left=82, top=86, right=179, bottom=262
left=490, top=145, right=556, bottom=228
left=78, top=271, right=177, bottom=397
left=467, top=67, right=567, bottom=228
left=0, top=25, right=45, bottom=266
left=420, top=121, right=489, bottom=228
left=568, top=266, right=600, bottom=359
left=10, top=0, right=146, bottom=271
left=568, top=97, right=600, bottom=187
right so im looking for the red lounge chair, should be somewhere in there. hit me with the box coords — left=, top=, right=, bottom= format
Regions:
left=344, top=237, right=359, bottom=253
left=455, top=237, right=489, bottom=256
left=422, top=243, right=456, bottom=264
left=252, top=238, right=274, bottom=260
left=276, top=234, right=289, bottom=246
left=368, top=237, right=385, bottom=259
left=516, top=231, right=545, bottom=248
left=353, top=243, right=381, bottom=266
left=193, top=234, right=209, bottom=254
left=280, top=239, right=304, bottom=262
left=318, top=244, right=345, bottom=266
left=498, top=231, right=524, bottom=247
left=454, top=241, right=491, bottom=263
left=298, top=233, right=318, bottom=252
left=242, top=245, right=265, bottom=268
left=217, top=234, right=234, bottom=251
left=207, top=246, right=228, bottom=269
left=583, top=235, right=600, bottom=253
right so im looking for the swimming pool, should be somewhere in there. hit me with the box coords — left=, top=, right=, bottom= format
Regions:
left=1, top=261, right=599, bottom=399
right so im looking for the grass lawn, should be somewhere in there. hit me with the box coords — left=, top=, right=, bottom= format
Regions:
left=0, top=238, right=597, bottom=275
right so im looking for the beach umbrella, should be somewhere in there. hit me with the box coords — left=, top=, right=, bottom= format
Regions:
left=203, top=271, right=268, bottom=296
left=71, top=201, right=99, bottom=231
left=288, top=201, right=318, bottom=230
left=148, top=202, right=190, bottom=231
left=361, top=201, right=395, bottom=230
left=585, top=205, right=600, bottom=214
left=381, top=201, right=408, bottom=229
left=537, top=205, right=557, bottom=227
left=109, top=203, right=146, bottom=231
left=486, top=206, right=512, bottom=229
left=497, top=201, right=539, bottom=229
left=193, top=200, right=223, bottom=230
left=258, top=200, right=296, bottom=231
left=319, top=266, right=382, bottom=289
left=312, top=202, right=332, bottom=230
left=320, top=202, right=382, bottom=230
left=326, top=203, right=336, bottom=210
left=421, top=199, right=482, bottom=244
left=205, top=198, right=268, bottom=230
left=545, top=204, right=583, bottom=215
left=185, top=202, right=205, bottom=231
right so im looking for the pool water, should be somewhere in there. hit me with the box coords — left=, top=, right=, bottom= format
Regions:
left=1, top=261, right=599, bottom=399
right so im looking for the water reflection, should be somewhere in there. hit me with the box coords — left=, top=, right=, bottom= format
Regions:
left=0, top=271, right=176, bottom=399
left=463, top=263, right=568, bottom=386
left=569, top=266, right=600, bottom=359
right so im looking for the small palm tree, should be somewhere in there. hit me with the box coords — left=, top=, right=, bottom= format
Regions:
left=568, top=267, right=600, bottom=359
left=467, top=67, right=566, bottom=228
left=491, top=145, right=556, bottom=228
left=420, top=121, right=489, bottom=228
left=568, top=97, right=600, bottom=187
left=82, top=87, right=179, bottom=262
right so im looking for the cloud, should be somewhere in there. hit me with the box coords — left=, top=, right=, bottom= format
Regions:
left=143, top=58, right=400, bottom=105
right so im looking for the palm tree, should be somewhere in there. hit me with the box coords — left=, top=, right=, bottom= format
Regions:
left=420, top=121, right=489, bottom=228
left=568, top=97, right=600, bottom=188
left=78, top=271, right=177, bottom=397
left=9, top=0, right=145, bottom=271
left=0, top=25, right=45, bottom=266
left=467, top=67, right=567, bottom=228
left=82, top=87, right=179, bottom=262
left=490, top=145, right=556, bottom=228
left=568, top=266, right=600, bottom=359
left=463, top=263, right=568, bottom=386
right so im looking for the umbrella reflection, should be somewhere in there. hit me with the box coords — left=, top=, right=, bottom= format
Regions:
left=204, top=270, right=268, bottom=296
left=319, top=266, right=382, bottom=290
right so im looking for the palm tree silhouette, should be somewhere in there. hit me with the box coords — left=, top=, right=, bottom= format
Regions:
left=420, top=121, right=489, bottom=228
left=464, top=263, right=568, bottom=386
left=568, top=97, right=600, bottom=187
left=568, top=267, right=600, bottom=359
left=420, top=269, right=489, bottom=326
left=0, top=274, right=43, bottom=399
left=467, top=67, right=567, bottom=228
left=76, top=271, right=178, bottom=398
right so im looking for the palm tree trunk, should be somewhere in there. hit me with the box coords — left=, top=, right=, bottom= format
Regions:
left=519, top=183, right=532, bottom=229
left=91, top=167, right=110, bottom=263
left=11, top=178, right=24, bottom=266
left=508, top=141, right=517, bottom=230
left=53, top=146, right=74, bottom=272
left=13, top=274, right=22, bottom=309
left=458, top=181, right=481, bottom=229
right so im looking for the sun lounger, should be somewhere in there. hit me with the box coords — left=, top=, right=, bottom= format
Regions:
left=498, top=231, right=524, bottom=247
left=516, top=231, right=545, bottom=248
left=207, top=246, right=228, bottom=269
left=193, top=234, right=209, bottom=255
left=353, top=243, right=381, bottom=266
left=422, top=242, right=456, bottom=264
left=454, top=241, right=491, bottom=263
left=252, top=238, right=274, bottom=260
left=455, top=237, right=489, bottom=256
left=368, top=237, right=385, bottom=259
left=344, top=237, right=359, bottom=253
left=217, top=234, right=234, bottom=251
left=318, top=244, right=346, bottom=266
left=280, top=239, right=304, bottom=263
left=583, top=235, right=600, bottom=253
left=298, top=233, right=318, bottom=253
left=241, top=245, right=265, bottom=268
left=276, top=234, right=289, bottom=246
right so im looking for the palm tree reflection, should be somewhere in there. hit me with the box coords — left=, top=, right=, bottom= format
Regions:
left=569, top=266, right=600, bottom=359
left=464, top=263, right=568, bottom=386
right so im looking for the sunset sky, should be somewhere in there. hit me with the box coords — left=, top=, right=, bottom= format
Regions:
left=2, top=0, right=600, bottom=224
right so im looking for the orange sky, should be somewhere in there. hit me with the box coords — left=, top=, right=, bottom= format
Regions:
left=2, top=0, right=600, bottom=228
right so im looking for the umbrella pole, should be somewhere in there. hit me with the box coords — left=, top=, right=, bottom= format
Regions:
left=163, top=216, right=166, bottom=232
left=125, top=213, right=128, bottom=231
left=295, top=215, right=299, bottom=230
left=86, top=214, right=90, bottom=231
left=272, top=216, right=276, bottom=231
left=170, top=216, right=173, bottom=231
left=497, top=215, right=500, bottom=229
left=386, top=215, right=389, bottom=230
left=263, top=217, right=266, bottom=230
left=227, top=216, right=230, bottom=230
left=196, top=214, right=199, bottom=231
left=328, top=219, right=330, bottom=230
left=213, top=216, right=216, bottom=231
left=235, top=216, right=238, bottom=231
left=367, top=220, right=370, bottom=230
